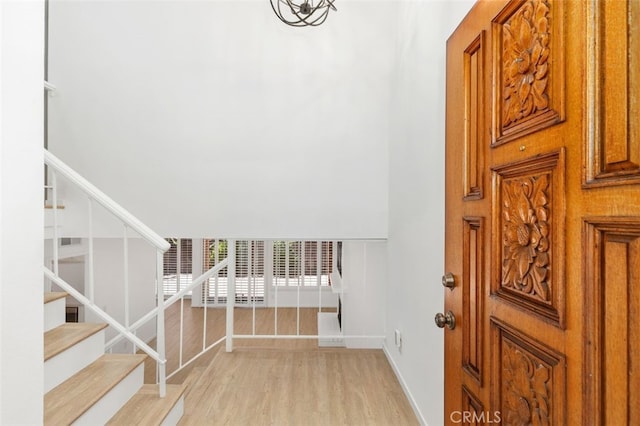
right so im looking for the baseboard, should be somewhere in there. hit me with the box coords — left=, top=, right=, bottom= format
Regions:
left=382, top=344, right=427, bottom=426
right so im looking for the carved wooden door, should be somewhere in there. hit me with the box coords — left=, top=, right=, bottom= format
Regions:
left=443, top=0, right=640, bottom=424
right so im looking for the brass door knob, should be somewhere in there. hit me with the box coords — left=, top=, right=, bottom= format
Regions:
left=434, top=311, right=456, bottom=330
left=442, top=272, right=455, bottom=289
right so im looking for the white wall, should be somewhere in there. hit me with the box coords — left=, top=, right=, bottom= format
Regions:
left=386, top=1, right=474, bottom=425
left=47, top=0, right=393, bottom=240
left=58, top=257, right=85, bottom=293
left=0, top=0, right=45, bottom=423
left=85, top=238, right=158, bottom=351
left=341, top=240, right=386, bottom=348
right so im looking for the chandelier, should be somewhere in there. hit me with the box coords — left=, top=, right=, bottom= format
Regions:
left=270, top=0, right=337, bottom=27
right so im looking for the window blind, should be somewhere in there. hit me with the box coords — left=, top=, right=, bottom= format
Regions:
left=202, top=239, right=228, bottom=305
left=162, top=238, right=193, bottom=296
left=235, top=240, right=265, bottom=304
left=273, top=241, right=333, bottom=287
left=165, top=238, right=335, bottom=303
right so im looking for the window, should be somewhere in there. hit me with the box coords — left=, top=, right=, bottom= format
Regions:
left=202, top=239, right=228, bottom=305
left=162, top=238, right=193, bottom=296
left=235, top=240, right=265, bottom=303
left=273, top=241, right=333, bottom=287
left=164, top=239, right=338, bottom=303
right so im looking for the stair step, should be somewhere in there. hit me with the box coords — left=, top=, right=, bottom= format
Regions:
left=45, top=354, right=147, bottom=425
left=44, top=322, right=107, bottom=361
left=45, top=322, right=109, bottom=392
left=44, top=291, right=67, bottom=304
left=107, top=384, right=186, bottom=426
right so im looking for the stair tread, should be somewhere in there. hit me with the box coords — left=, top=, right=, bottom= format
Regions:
left=44, top=353, right=147, bottom=425
left=106, top=384, right=186, bottom=425
left=44, top=291, right=67, bottom=304
left=44, top=322, right=108, bottom=361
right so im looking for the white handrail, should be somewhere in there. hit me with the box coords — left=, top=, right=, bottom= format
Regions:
left=44, top=80, right=57, bottom=92
left=44, top=267, right=166, bottom=365
left=104, top=258, right=229, bottom=351
left=166, top=336, right=226, bottom=381
left=164, top=258, right=229, bottom=308
left=155, top=249, right=167, bottom=397
left=43, top=149, right=170, bottom=252
left=44, top=147, right=170, bottom=396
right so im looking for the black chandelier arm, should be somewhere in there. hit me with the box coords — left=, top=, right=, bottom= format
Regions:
left=269, top=0, right=336, bottom=27
left=293, top=8, right=330, bottom=26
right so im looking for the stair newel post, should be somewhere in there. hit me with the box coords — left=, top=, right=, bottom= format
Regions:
left=226, top=239, right=236, bottom=353
left=123, top=225, right=130, bottom=335
left=51, top=171, right=59, bottom=277
left=88, top=197, right=95, bottom=303
left=156, top=248, right=167, bottom=398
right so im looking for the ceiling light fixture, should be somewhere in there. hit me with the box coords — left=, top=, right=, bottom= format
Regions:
left=270, top=0, right=337, bottom=27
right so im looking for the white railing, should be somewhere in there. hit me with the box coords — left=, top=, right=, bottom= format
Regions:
left=43, top=148, right=171, bottom=397
left=103, top=257, right=232, bottom=380
left=163, top=239, right=381, bottom=357
left=42, top=150, right=383, bottom=391
left=167, top=254, right=233, bottom=378
left=223, top=240, right=383, bottom=349
left=44, top=80, right=57, bottom=94
left=44, top=268, right=162, bottom=364
left=230, top=240, right=344, bottom=346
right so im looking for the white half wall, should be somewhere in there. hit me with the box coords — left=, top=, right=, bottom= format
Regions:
left=0, top=0, right=45, bottom=423
left=341, top=240, right=386, bottom=348
left=47, top=0, right=393, bottom=240
left=386, top=1, right=474, bottom=425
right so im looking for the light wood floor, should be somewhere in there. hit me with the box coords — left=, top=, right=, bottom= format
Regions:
left=146, top=303, right=419, bottom=425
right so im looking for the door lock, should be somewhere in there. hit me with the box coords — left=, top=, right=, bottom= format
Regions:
left=434, top=311, right=456, bottom=330
left=442, top=272, right=455, bottom=290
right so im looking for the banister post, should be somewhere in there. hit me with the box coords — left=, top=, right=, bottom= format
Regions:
left=226, top=239, right=236, bottom=352
left=51, top=172, right=59, bottom=277
left=156, top=249, right=167, bottom=397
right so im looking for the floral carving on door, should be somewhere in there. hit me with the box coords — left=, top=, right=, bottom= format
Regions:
left=492, top=0, right=564, bottom=146
left=491, top=321, right=565, bottom=426
left=502, top=337, right=552, bottom=426
left=492, top=150, right=565, bottom=326
left=501, top=174, right=550, bottom=303
left=502, top=0, right=551, bottom=129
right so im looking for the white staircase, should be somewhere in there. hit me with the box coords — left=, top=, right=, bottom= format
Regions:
left=43, top=292, right=185, bottom=425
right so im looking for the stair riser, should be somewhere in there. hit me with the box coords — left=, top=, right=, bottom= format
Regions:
left=73, top=364, right=144, bottom=426
left=161, top=396, right=184, bottom=426
left=44, top=298, right=66, bottom=332
left=44, top=330, right=105, bottom=393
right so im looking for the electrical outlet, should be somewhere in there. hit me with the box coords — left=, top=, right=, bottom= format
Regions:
left=394, top=329, right=402, bottom=350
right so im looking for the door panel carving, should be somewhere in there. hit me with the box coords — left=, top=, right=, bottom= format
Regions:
left=492, top=150, right=565, bottom=326
left=491, top=318, right=565, bottom=426
left=491, top=0, right=565, bottom=146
